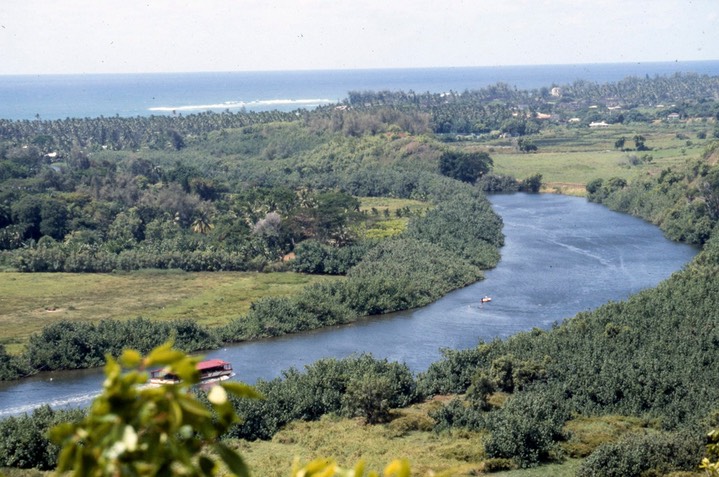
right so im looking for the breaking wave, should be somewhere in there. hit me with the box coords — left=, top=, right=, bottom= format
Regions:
left=148, top=98, right=336, bottom=112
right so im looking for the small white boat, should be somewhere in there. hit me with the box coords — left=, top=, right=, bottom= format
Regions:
left=149, top=359, right=235, bottom=386
left=480, top=296, right=492, bottom=303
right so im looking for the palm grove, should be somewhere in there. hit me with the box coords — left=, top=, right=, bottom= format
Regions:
left=1, top=73, right=719, bottom=475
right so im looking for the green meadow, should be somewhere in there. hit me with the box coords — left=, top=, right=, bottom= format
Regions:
left=0, top=271, right=336, bottom=354
left=487, top=122, right=713, bottom=195
left=359, top=197, right=430, bottom=239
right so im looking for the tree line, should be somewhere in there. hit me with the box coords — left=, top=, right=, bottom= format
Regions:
left=346, top=73, right=719, bottom=136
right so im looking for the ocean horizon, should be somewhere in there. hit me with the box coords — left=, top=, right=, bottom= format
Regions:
left=2, top=60, right=719, bottom=121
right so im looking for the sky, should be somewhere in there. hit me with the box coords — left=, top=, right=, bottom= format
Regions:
left=0, top=0, right=717, bottom=75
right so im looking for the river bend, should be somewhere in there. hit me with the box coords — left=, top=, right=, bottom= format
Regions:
left=0, top=193, right=698, bottom=416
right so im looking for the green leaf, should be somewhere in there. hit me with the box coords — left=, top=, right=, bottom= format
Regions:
left=353, top=459, right=367, bottom=477
left=169, top=399, right=184, bottom=428
left=103, top=355, right=121, bottom=379
left=177, top=394, right=212, bottom=418
left=384, top=459, right=411, bottom=477
left=199, top=455, right=216, bottom=476
left=213, top=442, right=250, bottom=477
left=54, top=438, right=76, bottom=472
left=120, top=349, right=142, bottom=368
left=173, top=359, right=201, bottom=383
left=222, top=381, right=263, bottom=400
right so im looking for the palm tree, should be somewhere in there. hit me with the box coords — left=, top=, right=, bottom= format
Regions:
left=191, top=209, right=214, bottom=235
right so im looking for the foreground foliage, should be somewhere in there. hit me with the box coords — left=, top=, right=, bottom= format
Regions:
left=50, top=343, right=261, bottom=477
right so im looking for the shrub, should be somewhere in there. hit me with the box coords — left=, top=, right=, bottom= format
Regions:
left=476, top=174, right=519, bottom=193
left=386, top=413, right=435, bottom=436
left=0, top=406, right=84, bottom=470
left=418, top=344, right=495, bottom=396
left=519, top=173, right=543, bottom=192
left=341, top=373, right=394, bottom=424
left=429, top=398, right=485, bottom=433
left=484, top=393, right=569, bottom=467
left=226, top=355, right=417, bottom=441
left=577, top=431, right=702, bottom=477
left=481, top=458, right=516, bottom=472
left=0, top=344, right=30, bottom=380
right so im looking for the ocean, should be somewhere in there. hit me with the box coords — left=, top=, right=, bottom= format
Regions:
left=1, top=61, right=719, bottom=121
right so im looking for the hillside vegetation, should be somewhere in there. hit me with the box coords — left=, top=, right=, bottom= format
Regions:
left=2, top=73, right=719, bottom=475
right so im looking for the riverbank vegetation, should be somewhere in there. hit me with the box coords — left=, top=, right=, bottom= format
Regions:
left=2, top=72, right=719, bottom=475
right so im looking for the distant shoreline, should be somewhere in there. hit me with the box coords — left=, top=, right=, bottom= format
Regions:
left=3, top=61, right=719, bottom=121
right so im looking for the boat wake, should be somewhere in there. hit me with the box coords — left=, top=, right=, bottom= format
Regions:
left=544, top=236, right=612, bottom=266
left=0, top=392, right=99, bottom=417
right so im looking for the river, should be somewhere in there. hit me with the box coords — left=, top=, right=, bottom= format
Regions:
left=0, top=193, right=698, bottom=417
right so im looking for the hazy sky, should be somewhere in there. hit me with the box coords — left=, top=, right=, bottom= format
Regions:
left=1, top=0, right=717, bottom=75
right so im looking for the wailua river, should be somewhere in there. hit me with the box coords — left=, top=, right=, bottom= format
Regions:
left=0, top=193, right=698, bottom=417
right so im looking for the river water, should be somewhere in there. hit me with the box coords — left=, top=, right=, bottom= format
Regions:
left=0, top=193, right=698, bottom=417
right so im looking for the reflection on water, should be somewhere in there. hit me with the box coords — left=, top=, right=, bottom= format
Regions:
left=0, top=194, right=698, bottom=416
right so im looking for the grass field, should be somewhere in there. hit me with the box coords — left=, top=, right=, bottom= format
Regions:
left=0, top=270, right=336, bottom=354
left=359, top=197, right=429, bottom=213
left=483, top=122, right=714, bottom=195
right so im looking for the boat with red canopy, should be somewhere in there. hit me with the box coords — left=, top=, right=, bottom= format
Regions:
left=149, top=359, right=234, bottom=386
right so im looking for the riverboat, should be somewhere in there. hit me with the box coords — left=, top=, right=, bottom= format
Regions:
left=481, top=296, right=492, bottom=303
left=149, top=359, right=235, bottom=386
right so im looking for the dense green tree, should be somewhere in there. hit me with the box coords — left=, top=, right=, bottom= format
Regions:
left=0, top=344, right=29, bottom=380
left=633, top=134, right=649, bottom=151
left=519, top=173, right=543, bottom=193
left=38, top=197, right=68, bottom=240
left=107, top=208, right=143, bottom=250
left=438, top=150, right=493, bottom=184
left=11, top=195, right=44, bottom=240
left=517, top=138, right=538, bottom=153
